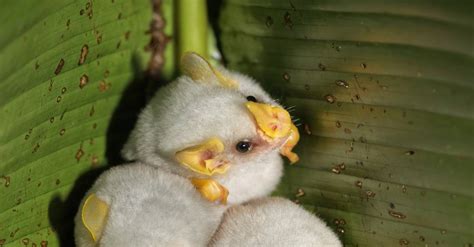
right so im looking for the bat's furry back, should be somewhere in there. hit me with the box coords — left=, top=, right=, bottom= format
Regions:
left=210, top=197, right=342, bottom=247
left=75, top=164, right=225, bottom=247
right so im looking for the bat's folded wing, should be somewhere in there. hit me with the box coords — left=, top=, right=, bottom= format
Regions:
left=75, top=163, right=225, bottom=247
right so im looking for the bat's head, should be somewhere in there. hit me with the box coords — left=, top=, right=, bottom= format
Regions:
left=122, top=52, right=299, bottom=204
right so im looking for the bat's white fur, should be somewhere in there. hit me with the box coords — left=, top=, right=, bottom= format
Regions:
left=122, top=69, right=283, bottom=204
left=210, top=197, right=342, bottom=247
left=75, top=163, right=225, bottom=247
left=75, top=62, right=341, bottom=246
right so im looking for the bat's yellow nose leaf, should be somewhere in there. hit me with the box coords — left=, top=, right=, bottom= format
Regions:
left=245, top=102, right=292, bottom=139
left=175, top=138, right=230, bottom=176
left=191, top=178, right=229, bottom=204
left=280, top=123, right=300, bottom=164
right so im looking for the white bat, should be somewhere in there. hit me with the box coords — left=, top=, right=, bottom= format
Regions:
left=74, top=52, right=335, bottom=247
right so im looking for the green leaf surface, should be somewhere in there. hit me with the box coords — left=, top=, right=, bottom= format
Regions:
left=219, top=0, right=473, bottom=246
left=0, top=0, right=151, bottom=246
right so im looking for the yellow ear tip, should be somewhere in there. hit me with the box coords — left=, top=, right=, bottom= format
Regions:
left=180, top=51, right=238, bottom=89
left=81, top=194, right=109, bottom=242
left=180, top=52, right=205, bottom=66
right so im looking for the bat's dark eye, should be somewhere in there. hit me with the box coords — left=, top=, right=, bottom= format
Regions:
left=236, top=140, right=253, bottom=153
left=246, top=95, right=258, bottom=102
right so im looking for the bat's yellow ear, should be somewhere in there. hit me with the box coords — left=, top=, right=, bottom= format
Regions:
left=81, top=194, right=109, bottom=242
left=180, top=52, right=238, bottom=89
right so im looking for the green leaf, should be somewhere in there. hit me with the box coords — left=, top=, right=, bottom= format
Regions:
left=0, top=0, right=151, bottom=246
left=219, top=0, right=474, bottom=246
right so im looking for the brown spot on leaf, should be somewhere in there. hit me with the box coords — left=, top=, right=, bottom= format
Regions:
left=60, top=109, right=67, bottom=120
left=124, top=31, right=131, bottom=40
left=344, top=128, right=352, bottom=134
left=335, top=80, right=349, bottom=88
left=318, top=63, right=326, bottom=71
left=79, top=74, right=89, bottom=89
left=265, top=16, right=273, bottom=28
left=334, top=219, right=346, bottom=226
left=22, top=238, right=29, bottom=245
left=32, top=143, right=40, bottom=153
left=325, top=94, right=336, bottom=104
left=304, top=124, right=312, bottom=135
left=61, top=87, right=67, bottom=94
left=399, top=239, right=409, bottom=245
left=41, top=240, right=48, bottom=247
left=75, top=148, right=84, bottom=162
left=295, top=188, right=305, bottom=197
left=35, top=61, right=40, bottom=70
left=335, top=121, right=341, bottom=128
left=283, top=12, right=293, bottom=28
left=85, top=0, right=93, bottom=19
left=1, top=176, right=11, bottom=187
left=56, top=96, right=62, bottom=103
left=91, top=155, right=99, bottom=166
left=96, top=34, right=103, bottom=44
left=54, top=59, right=65, bottom=75
left=80, top=9, right=85, bottom=15
left=388, top=210, right=406, bottom=219
left=78, top=45, right=89, bottom=65
left=331, top=163, right=345, bottom=174
left=282, top=72, right=290, bottom=81
left=56, top=179, right=61, bottom=185
left=10, top=228, right=19, bottom=238
left=89, top=106, right=95, bottom=116
left=98, top=80, right=111, bottom=92
left=59, top=128, right=66, bottom=136
left=366, top=190, right=376, bottom=198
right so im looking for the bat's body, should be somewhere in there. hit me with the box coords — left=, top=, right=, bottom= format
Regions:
left=210, top=197, right=342, bottom=247
left=75, top=164, right=224, bottom=247
left=74, top=53, right=340, bottom=246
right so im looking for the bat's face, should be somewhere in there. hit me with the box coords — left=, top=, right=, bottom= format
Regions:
left=122, top=53, right=299, bottom=204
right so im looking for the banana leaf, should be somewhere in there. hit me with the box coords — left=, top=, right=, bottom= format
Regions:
left=219, top=0, right=473, bottom=246
left=0, top=0, right=152, bottom=246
